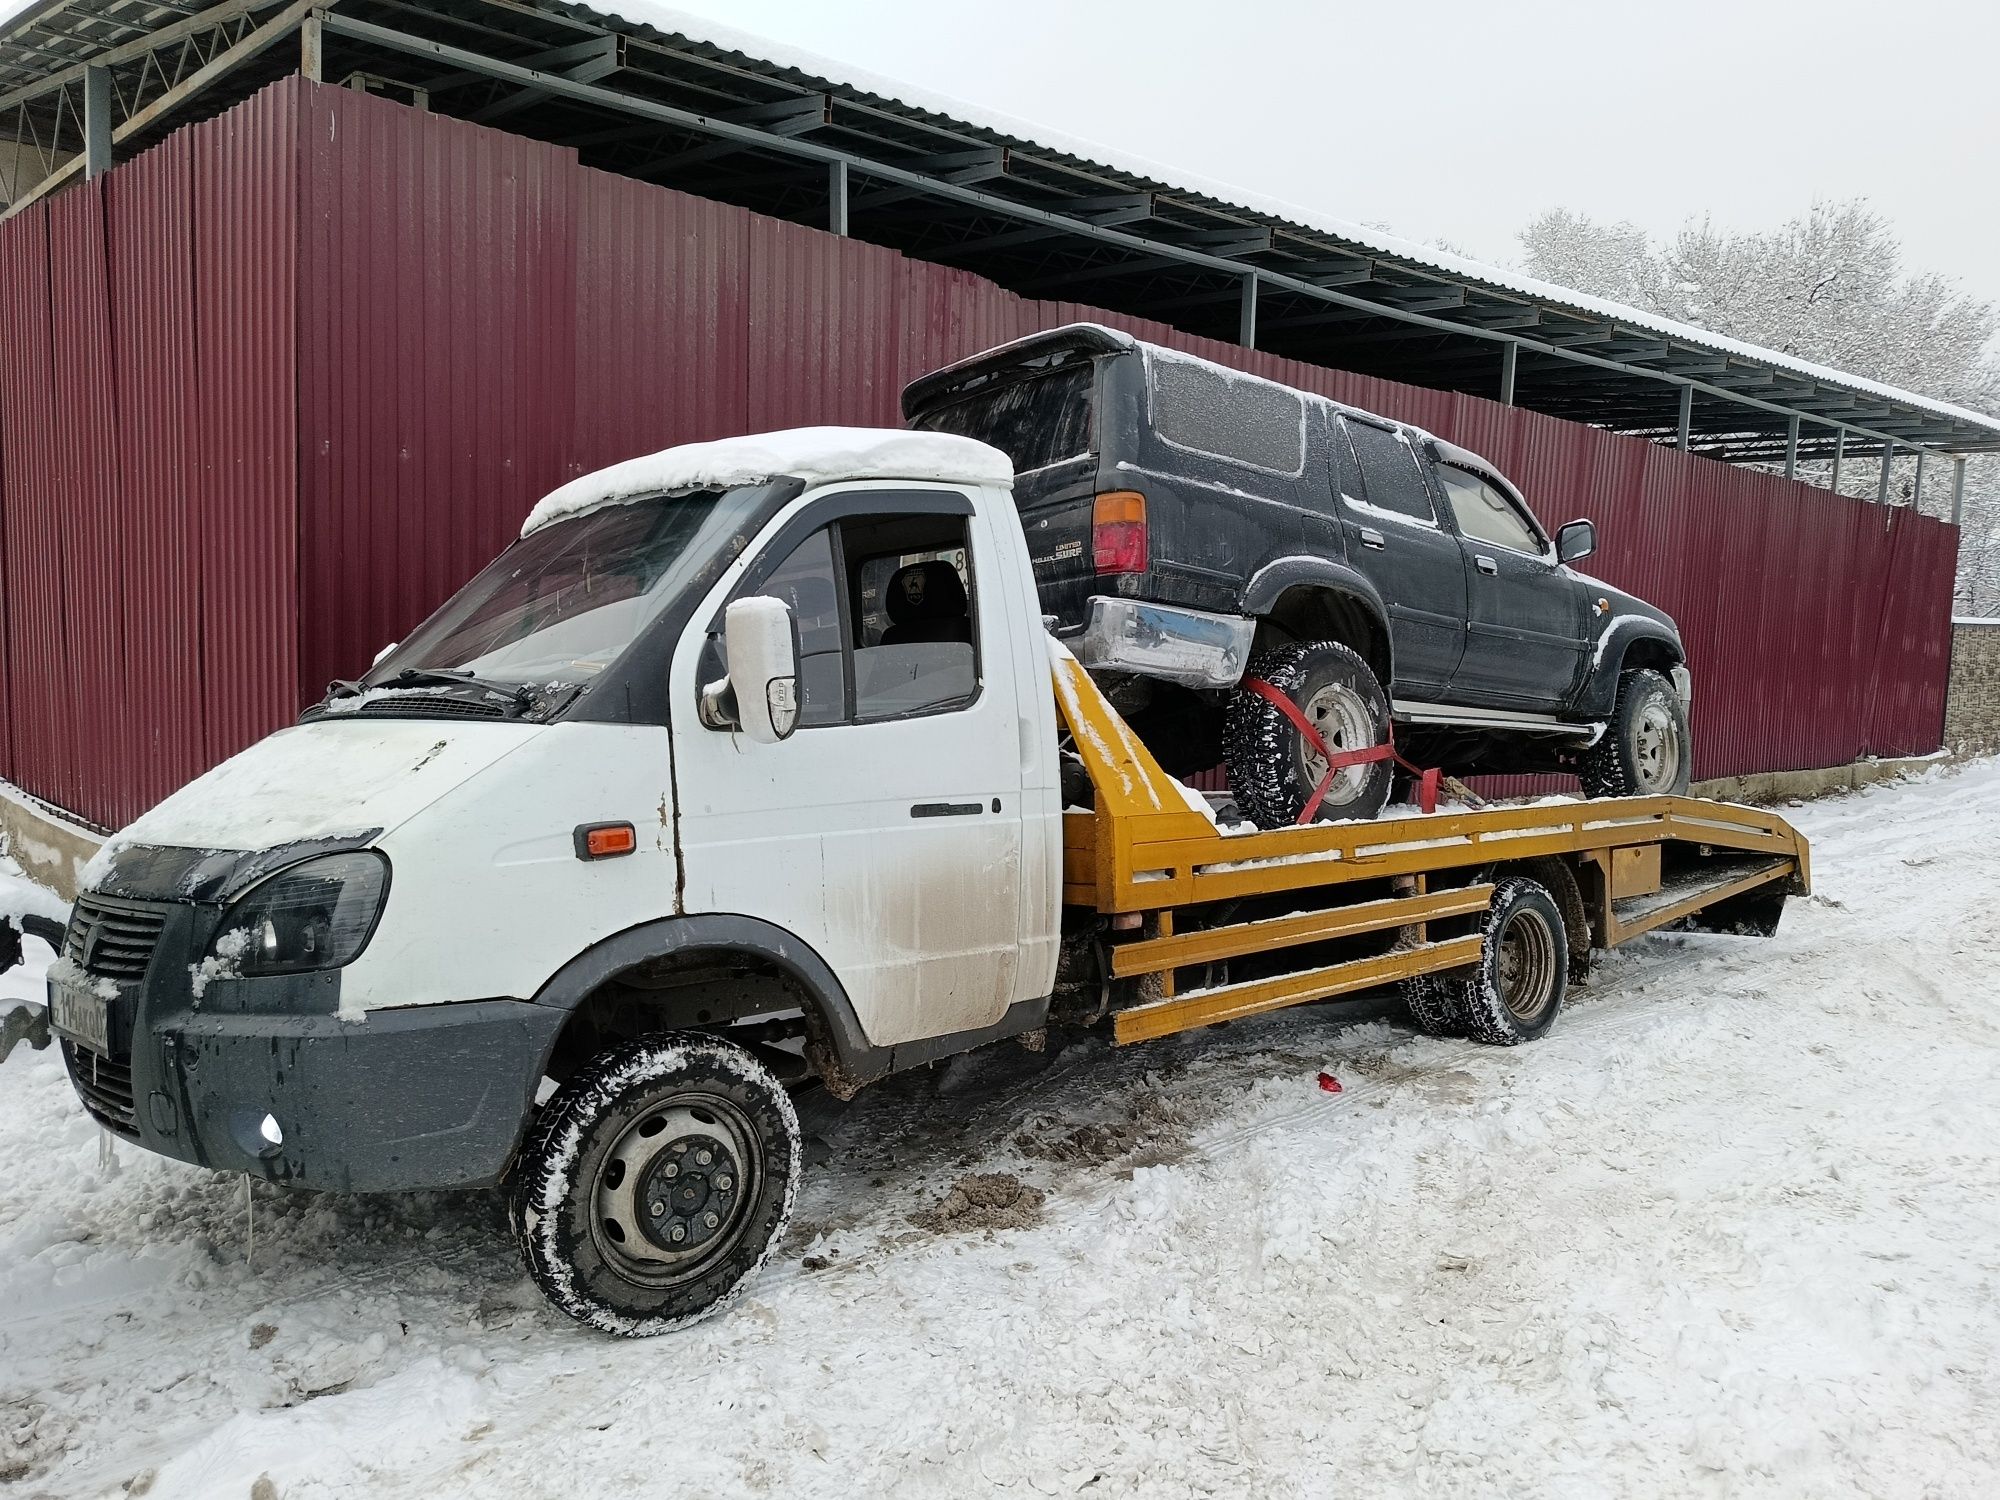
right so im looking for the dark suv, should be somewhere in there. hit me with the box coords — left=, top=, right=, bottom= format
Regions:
left=903, top=324, right=1691, bottom=825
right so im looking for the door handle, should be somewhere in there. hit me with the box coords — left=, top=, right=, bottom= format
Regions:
left=911, top=801, right=983, bottom=818
left=1474, top=554, right=1498, bottom=575
left=1358, top=528, right=1386, bottom=549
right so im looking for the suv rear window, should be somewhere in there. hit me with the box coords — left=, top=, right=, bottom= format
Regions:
left=1149, top=352, right=1305, bottom=475
left=915, top=362, right=1093, bottom=475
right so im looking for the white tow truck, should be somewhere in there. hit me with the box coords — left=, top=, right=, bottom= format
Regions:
left=3, top=428, right=1808, bottom=1335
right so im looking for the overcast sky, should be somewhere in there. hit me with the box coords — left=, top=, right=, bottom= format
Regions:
left=5, top=0, right=1996, bottom=305
left=658, top=0, right=2000, bottom=306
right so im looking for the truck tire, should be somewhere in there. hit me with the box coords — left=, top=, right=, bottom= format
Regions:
left=1402, top=973, right=1469, bottom=1038
left=511, top=1033, right=800, bottom=1336
left=1225, top=640, right=1393, bottom=828
left=1580, top=668, right=1690, bottom=798
left=1420, top=877, right=1570, bottom=1046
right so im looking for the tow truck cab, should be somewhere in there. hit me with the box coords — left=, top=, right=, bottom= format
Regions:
left=50, top=430, right=1063, bottom=1193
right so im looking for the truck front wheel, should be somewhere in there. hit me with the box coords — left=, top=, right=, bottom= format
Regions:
left=511, top=1033, right=800, bottom=1336
left=1225, top=640, right=1393, bottom=828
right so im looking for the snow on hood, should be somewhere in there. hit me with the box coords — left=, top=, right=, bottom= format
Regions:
left=521, top=427, right=1013, bottom=535
left=84, top=721, right=543, bottom=882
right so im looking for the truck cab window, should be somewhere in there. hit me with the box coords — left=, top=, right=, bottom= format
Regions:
left=718, top=511, right=980, bottom=727
left=1436, top=465, right=1545, bottom=555
left=1341, top=418, right=1436, bottom=523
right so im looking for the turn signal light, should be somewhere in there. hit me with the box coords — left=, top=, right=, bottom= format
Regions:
left=575, top=822, right=638, bottom=860
left=1092, top=490, right=1148, bottom=575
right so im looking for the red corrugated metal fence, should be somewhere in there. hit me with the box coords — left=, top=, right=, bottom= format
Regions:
left=0, top=77, right=1962, bottom=829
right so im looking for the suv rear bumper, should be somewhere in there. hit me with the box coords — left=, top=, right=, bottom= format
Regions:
left=1070, top=596, right=1254, bottom=689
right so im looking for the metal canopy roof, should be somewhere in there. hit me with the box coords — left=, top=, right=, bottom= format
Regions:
left=6, top=0, right=1999, bottom=471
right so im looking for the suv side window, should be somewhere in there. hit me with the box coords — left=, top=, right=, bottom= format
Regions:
left=1340, top=418, right=1436, bottom=523
left=720, top=512, right=981, bottom=727
left=1436, top=465, right=1545, bottom=555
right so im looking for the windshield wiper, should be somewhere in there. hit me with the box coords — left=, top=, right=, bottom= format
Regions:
left=389, top=667, right=536, bottom=711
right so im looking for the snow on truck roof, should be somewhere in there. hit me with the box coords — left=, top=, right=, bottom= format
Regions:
left=520, top=427, right=1012, bottom=535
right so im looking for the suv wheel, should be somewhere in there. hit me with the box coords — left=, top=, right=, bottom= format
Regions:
left=1580, top=668, right=1691, bottom=798
left=511, top=1033, right=800, bottom=1336
left=1225, top=640, right=1393, bottom=828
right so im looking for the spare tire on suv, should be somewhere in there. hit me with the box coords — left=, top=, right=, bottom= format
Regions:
left=1225, top=640, right=1393, bottom=827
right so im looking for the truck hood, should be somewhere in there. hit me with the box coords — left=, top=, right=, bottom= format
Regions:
left=87, top=720, right=545, bottom=882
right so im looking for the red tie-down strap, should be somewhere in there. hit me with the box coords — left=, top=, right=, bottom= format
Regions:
left=1240, top=677, right=1445, bottom=823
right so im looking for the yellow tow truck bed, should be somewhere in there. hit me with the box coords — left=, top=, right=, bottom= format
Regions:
left=1051, top=653, right=1810, bottom=1047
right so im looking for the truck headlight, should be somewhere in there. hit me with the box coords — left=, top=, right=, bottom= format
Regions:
left=208, top=852, right=390, bottom=976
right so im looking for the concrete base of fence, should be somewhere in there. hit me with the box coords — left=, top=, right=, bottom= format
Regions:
left=1, top=782, right=103, bottom=902
left=1692, top=754, right=1950, bottom=806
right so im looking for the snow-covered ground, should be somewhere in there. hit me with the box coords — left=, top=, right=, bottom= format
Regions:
left=5, top=760, right=2000, bottom=1498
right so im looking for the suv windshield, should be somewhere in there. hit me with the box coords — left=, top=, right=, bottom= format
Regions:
left=358, top=490, right=746, bottom=706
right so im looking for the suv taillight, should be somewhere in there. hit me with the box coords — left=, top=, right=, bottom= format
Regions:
left=1092, top=491, right=1148, bottom=575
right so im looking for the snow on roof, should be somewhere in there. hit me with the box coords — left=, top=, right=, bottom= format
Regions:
left=586, top=2, right=2000, bottom=442
left=520, top=426, right=1013, bottom=534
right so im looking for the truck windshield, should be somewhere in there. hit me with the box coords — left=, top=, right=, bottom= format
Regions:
left=915, top=361, right=1093, bottom=474
left=367, top=492, right=739, bottom=694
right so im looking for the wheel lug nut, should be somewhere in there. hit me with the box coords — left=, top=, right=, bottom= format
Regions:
left=696, top=1149, right=713, bottom=1166
left=715, top=1175, right=732, bottom=1192
left=650, top=1200, right=665, bottom=1216
left=669, top=1223, right=687, bottom=1243
left=704, top=1211, right=719, bottom=1228
left=662, top=1163, right=678, bottom=1179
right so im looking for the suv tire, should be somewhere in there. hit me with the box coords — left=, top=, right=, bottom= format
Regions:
left=1225, top=640, right=1393, bottom=828
left=511, top=1033, right=800, bottom=1336
left=1580, top=668, right=1690, bottom=798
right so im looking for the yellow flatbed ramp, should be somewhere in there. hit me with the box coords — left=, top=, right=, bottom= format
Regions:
left=1052, top=654, right=1811, bottom=1047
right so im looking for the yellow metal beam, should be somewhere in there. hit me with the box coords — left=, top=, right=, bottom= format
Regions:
left=1108, top=884, right=1493, bottom=978
left=1111, top=934, right=1484, bottom=1045
left=1603, top=857, right=1795, bottom=946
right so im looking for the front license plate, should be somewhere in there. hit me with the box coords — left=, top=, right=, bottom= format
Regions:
left=50, top=975, right=111, bottom=1053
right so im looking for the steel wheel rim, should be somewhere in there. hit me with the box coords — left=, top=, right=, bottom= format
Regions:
left=1496, top=907, right=1559, bottom=1023
left=1295, top=683, right=1375, bottom=806
left=591, top=1092, right=761, bottom=1288
left=1633, top=701, right=1680, bottom=791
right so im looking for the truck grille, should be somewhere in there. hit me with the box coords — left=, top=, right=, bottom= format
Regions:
left=64, top=894, right=169, bottom=979
left=353, top=695, right=504, bottom=719
left=62, top=1040, right=139, bottom=1138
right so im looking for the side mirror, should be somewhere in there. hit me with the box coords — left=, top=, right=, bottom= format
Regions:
left=1556, top=519, right=1596, bottom=564
left=720, top=596, right=800, bottom=744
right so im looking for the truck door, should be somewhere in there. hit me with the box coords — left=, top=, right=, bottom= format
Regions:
left=670, top=488, right=1030, bottom=1048
left=1431, top=462, right=1587, bottom=710
left=1333, top=415, right=1467, bottom=698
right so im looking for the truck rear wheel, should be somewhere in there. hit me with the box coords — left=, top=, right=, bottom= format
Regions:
left=511, top=1033, right=799, bottom=1336
left=1580, top=668, right=1690, bottom=798
left=1225, top=640, right=1393, bottom=828
left=1407, top=878, right=1569, bottom=1046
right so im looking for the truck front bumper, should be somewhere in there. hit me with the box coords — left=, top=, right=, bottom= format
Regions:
left=65, top=998, right=563, bottom=1193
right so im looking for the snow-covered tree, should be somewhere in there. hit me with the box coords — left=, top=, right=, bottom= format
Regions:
left=1517, top=200, right=2000, bottom=614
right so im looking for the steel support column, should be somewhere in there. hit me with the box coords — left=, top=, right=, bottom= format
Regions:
left=302, top=13, right=324, bottom=82
left=1238, top=271, right=1258, bottom=349
left=1676, top=384, right=1692, bottom=451
left=1878, top=442, right=1894, bottom=504
left=1499, top=341, right=1517, bottom=406
left=828, top=157, right=847, bottom=236
left=1784, top=414, right=1800, bottom=480
left=1952, top=457, right=1967, bottom=526
left=1913, top=450, right=1926, bottom=512
left=83, top=65, right=112, bottom=177
left=1831, top=428, right=1845, bottom=494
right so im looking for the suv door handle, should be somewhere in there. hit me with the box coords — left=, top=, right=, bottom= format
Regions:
left=1473, top=554, right=1498, bottom=575
left=1358, top=528, right=1386, bottom=549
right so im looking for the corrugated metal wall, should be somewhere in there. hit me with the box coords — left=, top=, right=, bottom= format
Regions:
left=0, top=77, right=1963, bottom=828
